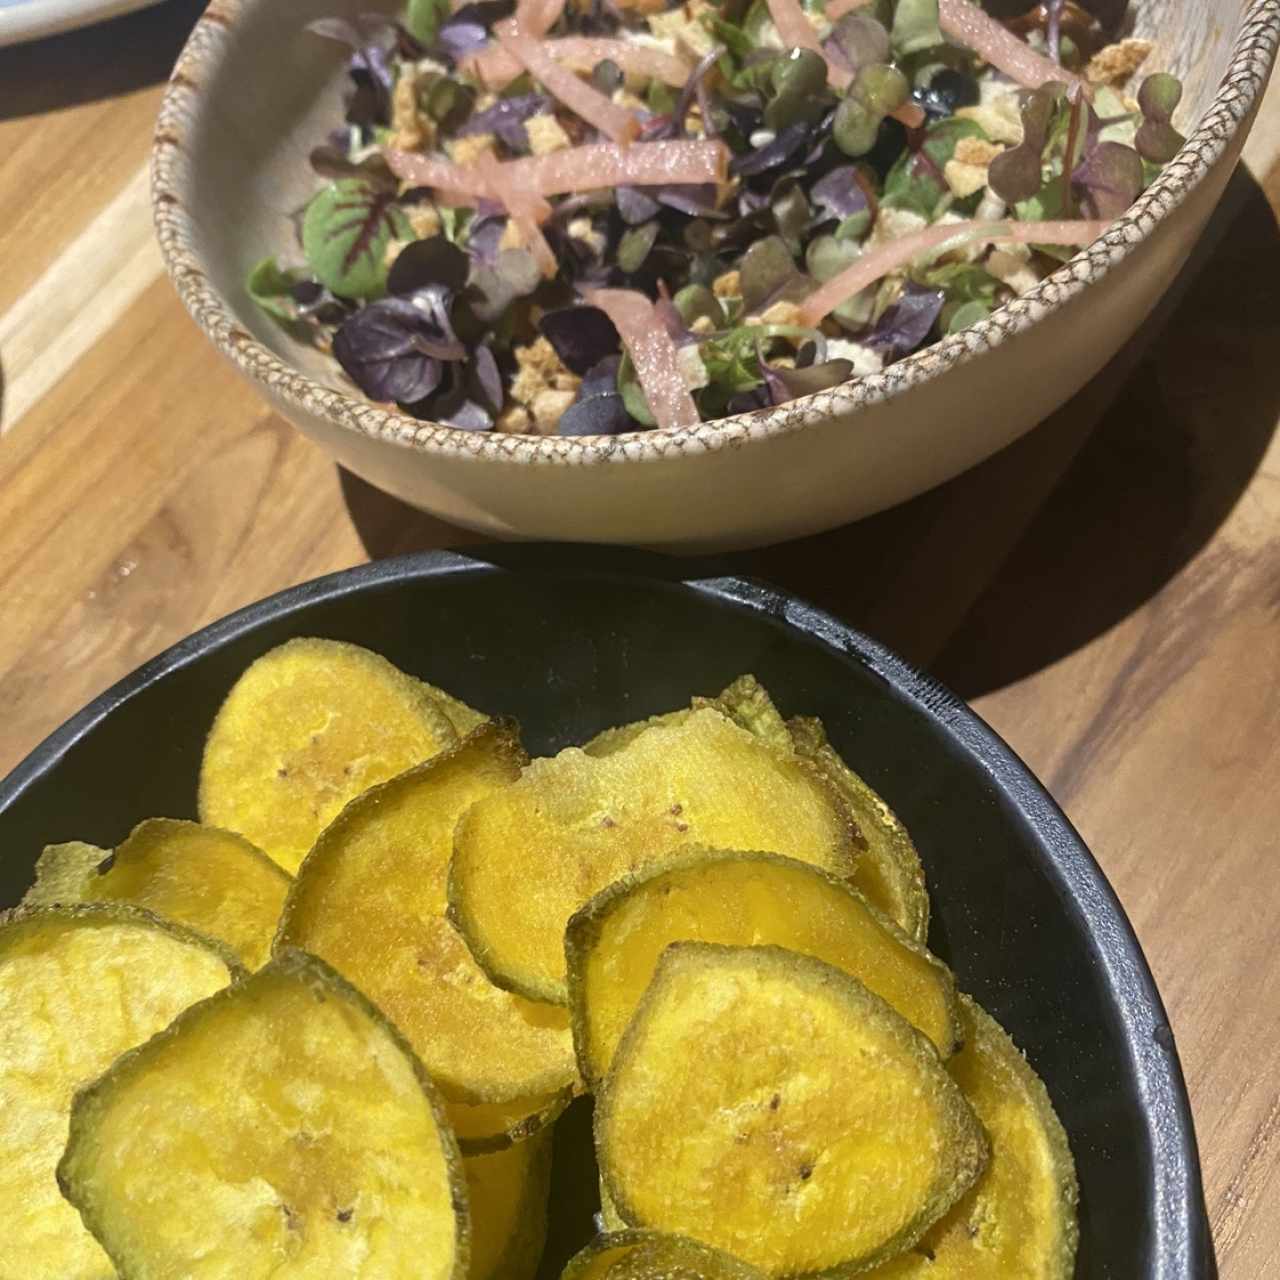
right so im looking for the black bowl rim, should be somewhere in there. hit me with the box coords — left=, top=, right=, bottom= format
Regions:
left=0, top=545, right=1210, bottom=1278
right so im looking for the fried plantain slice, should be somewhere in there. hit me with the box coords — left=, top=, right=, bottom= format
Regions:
left=276, top=721, right=577, bottom=1150
left=466, top=1131, right=553, bottom=1280
left=59, top=948, right=469, bottom=1280
left=697, top=675, right=793, bottom=753
left=867, top=996, right=1078, bottom=1278
left=788, top=717, right=930, bottom=944
left=451, top=708, right=860, bottom=1003
left=0, top=905, right=238, bottom=1280
left=25, top=819, right=290, bottom=969
left=421, top=681, right=491, bottom=738
left=566, top=850, right=961, bottom=1086
left=582, top=711, right=691, bottom=758
left=563, top=1230, right=766, bottom=1280
left=199, top=637, right=457, bottom=872
left=596, top=944, right=988, bottom=1278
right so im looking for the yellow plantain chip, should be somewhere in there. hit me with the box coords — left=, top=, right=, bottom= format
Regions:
left=563, top=1230, right=767, bottom=1280
left=25, top=819, right=290, bottom=969
left=696, top=675, right=793, bottom=753
left=451, top=708, right=859, bottom=1004
left=596, top=944, right=989, bottom=1278
left=58, top=949, right=470, bottom=1280
left=566, top=850, right=961, bottom=1086
left=867, top=996, right=1078, bottom=1278
left=788, top=716, right=930, bottom=945
left=421, top=681, right=491, bottom=738
left=466, top=1131, right=553, bottom=1280
left=199, top=637, right=458, bottom=872
left=22, top=840, right=110, bottom=906
left=276, top=722, right=578, bottom=1150
left=582, top=711, right=690, bottom=758
left=0, top=905, right=238, bottom=1280
left=599, top=1183, right=627, bottom=1233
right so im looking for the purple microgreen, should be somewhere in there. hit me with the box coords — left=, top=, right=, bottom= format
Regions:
left=804, top=234, right=861, bottom=284
left=1072, top=139, right=1144, bottom=218
left=989, top=86, right=1062, bottom=204
left=440, top=397, right=495, bottom=429
left=581, top=355, right=623, bottom=398
left=731, top=122, right=811, bottom=178
left=655, top=184, right=726, bottom=219
left=1135, top=72, right=1185, bottom=162
left=301, top=179, right=408, bottom=299
left=672, top=284, right=726, bottom=329
left=464, top=210, right=507, bottom=264
left=811, top=165, right=871, bottom=221
left=456, top=92, right=552, bottom=151
left=865, top=283, right=944, bottom=359
left=771, top=180, right=810, bottom=251
left=825, top=14, right=890, bottom=72
left=670, top=47, right=724, bottom=137
left=333, top=297, right=465, bottom=403
left=387, top=236, right=471, bottom=296
left=725, top=387, right=770, bottom=414
left=617, top=186, right=662, bottom=225
left=891, top=0, right=943, bottom=57
left=436, top=0, right=514, bottom=60
left=291, top=279, right=353, bottom=325
left=538, top=306, right=623, bottom=374
left=471, top=343, right=504, bottom=410
left=557, top=392, right=636, bottom=435
left=462, top=247, right=541, bottom=323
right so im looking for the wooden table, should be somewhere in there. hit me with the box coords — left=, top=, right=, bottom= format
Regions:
left=3, top=5, right=1278, bottom=1271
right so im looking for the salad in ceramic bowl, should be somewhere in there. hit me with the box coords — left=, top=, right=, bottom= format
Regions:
left=247, top=0, right=1186, bottom=437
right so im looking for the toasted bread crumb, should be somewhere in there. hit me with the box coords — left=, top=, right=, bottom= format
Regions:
left=690, top=314, right=717, bottom=335
left=527, top=114, right=573, bottom=156
left=496, top=404, right=532, bottom=433
left=531, top=388, right=578, bottom=432
left=1087, top=38, right=1154, bottom=85
left=712, top=270, right=742, bottom=299
left=406, top=205, right=442, bottom=239
left=956, top=94, right=1023, bottom=146
left=390, top=72, right=429, bottom=151
left=512, top=337, right=583, bottom=408
left=446, top=132, right=497, bottom=167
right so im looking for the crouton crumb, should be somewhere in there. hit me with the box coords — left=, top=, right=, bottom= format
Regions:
left=712, top=270, right=742, bottom=299
left=1087, top=38, right=1154, bottom=86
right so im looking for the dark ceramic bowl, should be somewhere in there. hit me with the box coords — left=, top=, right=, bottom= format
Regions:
left=0, top=548, right=1209, bottom=1278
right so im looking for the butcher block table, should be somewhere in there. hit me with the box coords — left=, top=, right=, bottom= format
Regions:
left=2, top=2, right=1279, bottom=1272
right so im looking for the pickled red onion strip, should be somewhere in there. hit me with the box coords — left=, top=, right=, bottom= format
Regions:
left=825, top=0, right=873, bottom=17
left=467, top=37, right=693, bottom=89
left=585, top=288, right=700, bottom=430
left=385, top=150, right=488, bottom=195
left=503, top=139, right=729, bottom=194
left=765, top=0, right=852, bottom=90
left=797, top=219, right=1109, bottom=325
left=939, top=0, right=1085, bottom=90
left=496, top=21, right=641, bottom=144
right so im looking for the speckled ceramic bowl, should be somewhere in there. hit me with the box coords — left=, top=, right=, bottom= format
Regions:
left=153, top=0, right=1278, bottom=550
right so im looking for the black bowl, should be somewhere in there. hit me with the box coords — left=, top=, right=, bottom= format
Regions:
left=0, top=547, right=1209, bottom=1279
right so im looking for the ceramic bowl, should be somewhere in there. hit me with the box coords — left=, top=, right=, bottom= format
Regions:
left=152, top=1, right=1278, bottom=550
left=0, top=548, right=1211, bottom=1277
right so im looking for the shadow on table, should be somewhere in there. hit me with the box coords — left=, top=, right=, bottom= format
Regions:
left=933, top=171, right=1280, bottom=701
left=0, top=0, right=206, bottom=120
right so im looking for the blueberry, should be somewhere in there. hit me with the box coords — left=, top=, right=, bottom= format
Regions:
left=913, top=69, right=981, bottom=121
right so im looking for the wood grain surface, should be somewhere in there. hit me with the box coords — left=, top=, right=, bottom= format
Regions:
left=2, top=6, right=1279, bottom=1274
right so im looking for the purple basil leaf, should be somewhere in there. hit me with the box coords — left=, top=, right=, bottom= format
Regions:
left=738, top=187, right=772, bottom=216
left=727, top=387, right=770, bottom=414
left=457, top=92, right=552, bottom=151
left=811, top=166, right=870, bottom=221
left=866, top=284, right=944, bottom=360
left=539, top=306, right=622, bottom=375
left=760, top=358, right=791, bottom=405
left=388, top=236, right=471, bottom=295
left=558, top=392, right=635, bottom=435
left=443, top=398, right=494, bottom=429
left=617, top=186, right=661, bottom=225
left=731, top=122, right=810, bottom=178
left=466, top=211, right=507, bottom=264
left=333, top=299, right=450, bottom=402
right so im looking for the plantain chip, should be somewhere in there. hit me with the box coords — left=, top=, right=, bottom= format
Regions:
left=25, top=819, right=290, bottom=969
left=0, top=905, right=238, bottom=1280
left=582, top=711, right=690, bottom=758
left=58, top=949, right=470, bottom=1280
left=563, top=1230, right=767, bottom=1280
left=867, top=996, right=1078, bottom=1278
left=788, top=717, right=930, bottom=944
left=596, top=943, right=988, bottom=1278
left=466, top=1130, right=553, bottom=1280
left=198, top=637, right=457, bottom=872
left=566, top=850, right=961, bottom=1086
left=22, top=839, right=110, bottom=906
left=421, top=681, right=491, bottom=738
left=451, top=708, right=860, bottom=1003
left=599, top=1183, right=627, bottom=1233
left=276, top=722, right=578, bottom=1150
